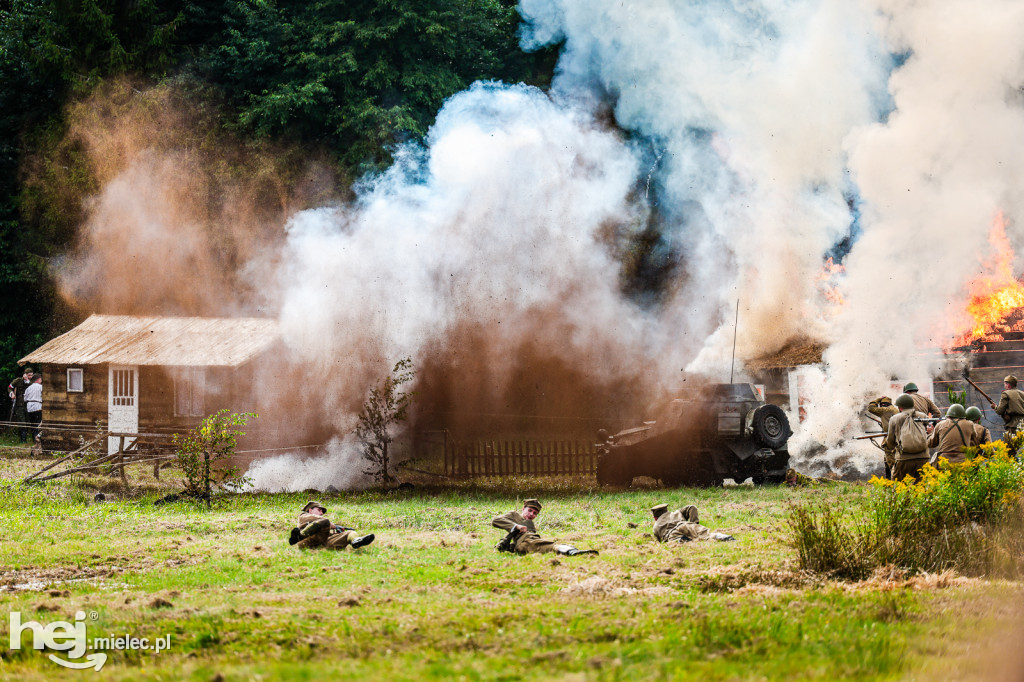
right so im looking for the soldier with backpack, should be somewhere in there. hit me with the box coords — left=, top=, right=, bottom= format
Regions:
left=927, top=404, right=971, bottom=466
left=884, top=393, right=931, bottom=482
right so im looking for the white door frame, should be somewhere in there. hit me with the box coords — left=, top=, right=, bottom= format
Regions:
left=108, top=365, right=139, bottom=455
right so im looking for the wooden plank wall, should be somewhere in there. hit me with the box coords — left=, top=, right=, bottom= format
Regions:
left=445, top=440, right=597, bottom=477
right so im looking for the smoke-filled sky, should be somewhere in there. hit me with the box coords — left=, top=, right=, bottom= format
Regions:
left=52, top=0, right=1024, bottom=486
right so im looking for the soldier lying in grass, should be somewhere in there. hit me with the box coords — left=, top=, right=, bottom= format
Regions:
left=651, top=504, right=734, bottom=542
left=492, top=498, right=598, bottom=556
left=289, top=500, right=375, bottom=550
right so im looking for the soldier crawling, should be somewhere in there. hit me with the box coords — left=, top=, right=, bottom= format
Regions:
left=492, top=498, right=597, bottom=556
left=289, top=500, right=375, bottom=550
left=650, top=504, right=734, bottom=543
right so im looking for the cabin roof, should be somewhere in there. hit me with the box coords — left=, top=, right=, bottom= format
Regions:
left=20, top=314, right=280, bottom=368
left=746, top=340, right=826, bottom=372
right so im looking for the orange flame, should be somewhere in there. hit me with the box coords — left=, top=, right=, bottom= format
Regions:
left=952, top=213, right=1024, bottom=345
left=817, top=256, right=846, bottom=306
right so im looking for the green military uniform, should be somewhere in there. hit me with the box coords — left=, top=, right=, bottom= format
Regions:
left=492, top=499, right=597, bottom=556
left=909, top=393, right=941, bottom=418
left=651, top=504, right=733, bottom=542
left=927, top=417, right=971, bottom=465
left=995, top=377, right=1024, bottom=441
left=867, top=397, right=899, bottom=476
left=885, top=403, right=930, bottom=482
left=491, top=509, right=558, bottom=554
left=972, top=422, right=991, bottom=447
left=291, top=501, right=372, bottom=550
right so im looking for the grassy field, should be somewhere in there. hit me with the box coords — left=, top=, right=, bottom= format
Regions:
left=1, top=451, right=1022, bottom=681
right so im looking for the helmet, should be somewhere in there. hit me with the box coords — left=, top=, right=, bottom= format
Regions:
left=965, top=406, right=983, bottom=422
left=903, top=382, right=919, bottom=393
left=894, top=394, right=915, bottom=409
left=1005, top=375, right=1018, bottom=387
left=946, top=404, right=966, bottom=419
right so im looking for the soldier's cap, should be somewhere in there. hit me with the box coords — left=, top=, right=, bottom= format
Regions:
left=903, top=382, right=919, bottom=393
left=1005, top=375, right=1018, bottom=387
left=523, top=498, right=542, bottom=511
left=302, top=500, right=326, bottom=513
left=651, top=503, right=669, bottom=518
left=876, top=396, right=893, bottom=406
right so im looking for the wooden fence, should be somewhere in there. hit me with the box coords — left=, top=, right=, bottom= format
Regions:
left=444, top=440, right=598, bottom=477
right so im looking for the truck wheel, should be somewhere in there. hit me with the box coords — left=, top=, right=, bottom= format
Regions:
left=752, top=404, right=790, bottom=450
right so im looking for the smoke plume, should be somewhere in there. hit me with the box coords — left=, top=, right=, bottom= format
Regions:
left=47, top=3, right=1024, bottom=486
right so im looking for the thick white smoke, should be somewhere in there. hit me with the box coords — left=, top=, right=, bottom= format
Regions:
left=520, top=0, right=891, bottom=375
left=249, top=0, right=1024, bottom=484
left=792, top=0, right=1024, bottom=461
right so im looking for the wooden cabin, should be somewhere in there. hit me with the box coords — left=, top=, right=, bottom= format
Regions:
left=20, top=314, right=281, bottom=453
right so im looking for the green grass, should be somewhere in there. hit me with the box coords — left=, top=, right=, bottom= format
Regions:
left=0, top=454, right=1020, bottom=681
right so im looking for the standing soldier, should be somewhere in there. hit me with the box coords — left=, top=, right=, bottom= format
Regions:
left=7, top=366, right=34, bottom=442
left=288, top=501, right=375, bottom=550
left=867, top=396, right=899, bottom=479
left=884, top=394, right=931, bottom=482
left=650, top=504, right=734, bottom=542
left=964, top=406, right=990, bottom=448
left=994, top=375, right=1024, bottom=442
left=927, top=404, right=971, bottom=466
left=903, top=382, right=942, bottom=418
left=492, top=499, right=597, bottom=556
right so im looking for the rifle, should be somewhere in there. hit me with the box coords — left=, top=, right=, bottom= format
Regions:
left=959, top=369, right=1013, bottom=424
left=961, top=370, right=998, bottom=408
left=855, top=433, right=886, bottom=440
left=913, top=417, right=942, bottom=426
left=865, top=413, right=882, bottom=426
left=495, top=526, right=523, bottom=554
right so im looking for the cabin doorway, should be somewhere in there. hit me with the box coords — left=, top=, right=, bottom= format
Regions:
left=108, top=365, right=139, bottom=454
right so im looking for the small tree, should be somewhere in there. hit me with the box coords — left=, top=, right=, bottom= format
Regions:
left=173, top=410, right=255, bottom=507
left=355, top=357, right=415, bottom=484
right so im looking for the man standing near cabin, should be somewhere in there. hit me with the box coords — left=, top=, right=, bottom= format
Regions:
left=995, top=375, right=1024, bottom=442
left=965, top=406, right=990, bottom=447
left=885, top=394, right=931, bottom=482
left=7, top=366, right=34, bottom=442
left=24, top=374, right=42, bottom=445
left=492, top=499, right=598, bottom=556
left=650, top=504, right=734, bottom=542
left=289, top=501, right=375, bottom=550
left=903, top=382, right=941, bottom=419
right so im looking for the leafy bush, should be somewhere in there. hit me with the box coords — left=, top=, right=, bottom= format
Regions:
left=788, top=442, right=1024, bottom=578
left=355, top=358, right=414, bottom=484
left=173, top=410, right=255, bottom=504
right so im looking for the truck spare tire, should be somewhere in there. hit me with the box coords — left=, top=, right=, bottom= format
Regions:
left=751, top=404, right=790, bottom=450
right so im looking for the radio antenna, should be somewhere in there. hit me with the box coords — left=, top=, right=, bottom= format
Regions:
left=729, top=299, right=739, bottom=384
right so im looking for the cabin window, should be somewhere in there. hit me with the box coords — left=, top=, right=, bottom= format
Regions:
left=67, top=368, right=84, bottom=393
left=174, top=368, right=206, bottom=417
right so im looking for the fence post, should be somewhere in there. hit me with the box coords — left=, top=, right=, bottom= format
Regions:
left=118, top=435, right=127, bottom=485
left=204, top=448, right=211, bottom=510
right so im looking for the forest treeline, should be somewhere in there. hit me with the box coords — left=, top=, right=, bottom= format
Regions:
left=0, top=0, right=557, bottom=370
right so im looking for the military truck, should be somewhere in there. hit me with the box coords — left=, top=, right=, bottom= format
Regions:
left=595, top=383, right=791, bottom=487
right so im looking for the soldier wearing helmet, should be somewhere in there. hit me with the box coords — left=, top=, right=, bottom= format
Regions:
left=289, top=500, right=375, bottom=550
left=884, top=394, right=931, bottom=482
left=867, top=396, right=899, bottom=479
left=902, top=382, right=941, bottom=419
left=927, top=404, right=971, bottom=466
left=964, top=406, right=990, bottom=447
left=995, top=375, right=1024, bottom=442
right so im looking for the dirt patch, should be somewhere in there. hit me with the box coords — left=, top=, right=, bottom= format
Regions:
left=688, top=563, right=818, bottom=593
left=838, top=567, right=980, bottom=593
left=0, top=566, right=112, bottom=591
left=559, top=575, right=672, bottom=599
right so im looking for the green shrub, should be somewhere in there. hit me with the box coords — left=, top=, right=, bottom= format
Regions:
left=788, top=442, right=1024, bottom=578
left=172, top=410, right=255, bottom=504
